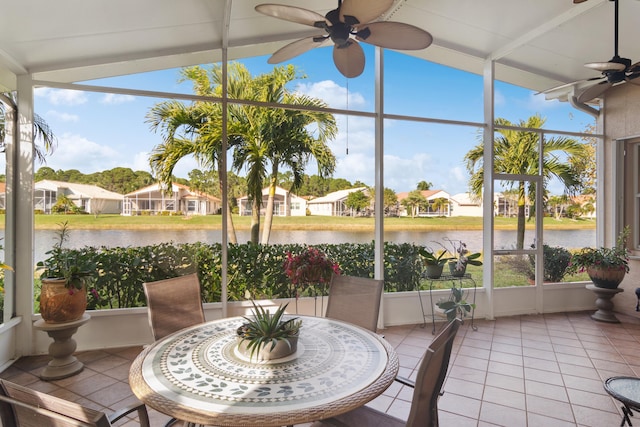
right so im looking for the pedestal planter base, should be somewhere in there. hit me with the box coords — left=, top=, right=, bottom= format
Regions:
left=33, top=314, right=91, bottom=380
left=586, top=284, right=624, bottom=323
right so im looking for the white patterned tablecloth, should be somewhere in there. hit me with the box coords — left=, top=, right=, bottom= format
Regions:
left=131, top=315, right=398, bottom=426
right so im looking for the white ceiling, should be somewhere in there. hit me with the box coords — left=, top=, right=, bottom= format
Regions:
left=1, top=0, right=638, bottom=96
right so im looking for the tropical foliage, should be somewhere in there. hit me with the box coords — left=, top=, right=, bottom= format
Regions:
left=0, top=92, right=57, bottom=163
left=465, top=114, right=587, bottom=249
left=146, top=63, right=337, bottom=245
left=33, top=241, right=427, bottom=311
left=225, top=63, right=337, bottom=244
left=35, top=221, right=96, bottom=290
left=567, top=226, right=630, bottom=274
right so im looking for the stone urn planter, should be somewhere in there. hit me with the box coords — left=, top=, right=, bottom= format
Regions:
left=236, top=301, right=301, bottom=362
left=39, top=278, right=87, bottom=323
left=586, top=266, right=626, bottom=289
left=236, top=330, right=298, bottom=361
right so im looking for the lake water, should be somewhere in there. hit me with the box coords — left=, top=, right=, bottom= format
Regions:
left=28, top=228, right=595, bottom=264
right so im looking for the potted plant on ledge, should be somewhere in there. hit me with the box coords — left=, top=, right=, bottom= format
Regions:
left=567, top=226, right=630, bottom=289
left=419, top=246, right=451, bottom=279
left=444, top=238, right=482, bottom=277
left=236, top=301, right=302, bottom=362
left=36, top=222, right=97, bottom=323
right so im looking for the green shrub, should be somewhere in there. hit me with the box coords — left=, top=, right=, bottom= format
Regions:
left=529, top=244, right=572, bottom=282
left=33, top=241, right=426, bottom=310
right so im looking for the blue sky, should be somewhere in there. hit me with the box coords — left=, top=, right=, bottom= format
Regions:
left=20, top=44, right=595, bottom=196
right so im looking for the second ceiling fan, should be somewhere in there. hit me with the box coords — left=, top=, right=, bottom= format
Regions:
left=566, top=0, right=640, bottom=102
left=255, top=0, right=433, bottom=78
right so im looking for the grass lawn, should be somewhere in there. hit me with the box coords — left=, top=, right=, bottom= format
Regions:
left=18, top=213, right=597, bottom=231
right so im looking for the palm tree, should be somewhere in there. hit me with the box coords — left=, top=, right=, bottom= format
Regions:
left=146, top=67, right=241, bottom=244
left=401, top=190, right=427, bottom=218
left=465, top=114, right=586, bottom=249
left=1, top=92, right=56, bottom=163
left=431, top=197, right=449, bottom=216
left=228, top=64, right=337, bottom=244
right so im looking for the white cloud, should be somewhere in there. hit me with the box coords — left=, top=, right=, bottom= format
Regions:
left=494, top=89, right=506, bottom=107
left=42, top=133, right=120, bottom=171
left=527, top=92, right=561, bottom=110
left=46, top=111, right=79, bottom=122
left=295, top=80, right=366, bottom=109
left=132, top=151, right=200, bottom=179
left=101, top=94, right=135, bottom=105
left=35, top=88, right=88, bottom=106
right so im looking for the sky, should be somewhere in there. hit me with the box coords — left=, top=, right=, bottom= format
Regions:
left=16, top=43, right=595, bottom=196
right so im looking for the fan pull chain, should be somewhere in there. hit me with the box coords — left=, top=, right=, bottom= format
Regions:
left=345, top=78, right=349, bottom=155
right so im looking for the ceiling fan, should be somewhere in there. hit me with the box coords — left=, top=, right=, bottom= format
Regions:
left=558, top=0, right=640, bottom=102
left=255, top=0, right=433, bottom=78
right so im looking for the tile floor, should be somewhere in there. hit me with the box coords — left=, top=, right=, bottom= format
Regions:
left=2, top=311, right=640, bottom=426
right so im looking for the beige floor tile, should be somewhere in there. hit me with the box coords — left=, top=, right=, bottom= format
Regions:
left=2, top=311, right=640, bottom=427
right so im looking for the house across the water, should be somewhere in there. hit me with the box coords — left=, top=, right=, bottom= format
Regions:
left=122, top=182, right=220, bottom=216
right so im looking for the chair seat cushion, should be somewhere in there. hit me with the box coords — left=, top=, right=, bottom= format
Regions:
left=310, top=405, right=405, bottom=427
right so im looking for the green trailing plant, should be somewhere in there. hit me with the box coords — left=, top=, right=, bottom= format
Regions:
left=237, top=301, right=301, bottom=360
left=436, top=286, right=475, bottom=322
left=567, top=226, right=630, bottom=275
left=36, top=221, right=96, bottom=290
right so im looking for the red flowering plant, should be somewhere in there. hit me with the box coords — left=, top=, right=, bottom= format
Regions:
left=283, top=247, right=340, bottom=298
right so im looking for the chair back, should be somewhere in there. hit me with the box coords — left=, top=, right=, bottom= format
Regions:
left=0, top=378, right=111, bottom=427
left=143, top=273, right=206, bottom=340
left=406, top=318, right=462, bottom=427
left=325, top=274, right=384, bottom=332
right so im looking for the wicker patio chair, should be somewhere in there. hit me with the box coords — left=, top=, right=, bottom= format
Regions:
left=143, top=273, right=206, bottom=341
left=311, top=318, right=462, bottom=427
left=325, top=274, right=384, bottom=332
left=0, top=378, right=150, bottom=427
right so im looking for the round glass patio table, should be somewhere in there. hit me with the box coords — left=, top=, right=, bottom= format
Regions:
left=129, top=315, right=399, bottom=427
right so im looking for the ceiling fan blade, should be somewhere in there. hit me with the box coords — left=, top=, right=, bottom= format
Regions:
left=355, top=22, right=432, bottom=50
left=339, top=0, right=393, bottom=25
left=268, top=36, right=330, bottom=64
left=333, top=41, right=365, bottom=78
left=255, top=4, right=329, bottom=27
left=573, top=0, right=588, bottom=3
left=626, top=75, right=640, bottom=85
left=577, top=81, right=612, bottom=103
left=585, top=61, right=627, bottom=72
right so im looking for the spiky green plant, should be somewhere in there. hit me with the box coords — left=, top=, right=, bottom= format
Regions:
left=238, top=301, right=301, bottom=360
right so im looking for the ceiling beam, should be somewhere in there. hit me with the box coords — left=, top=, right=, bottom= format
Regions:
left=488, top=0, right=606, bottom=61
